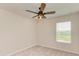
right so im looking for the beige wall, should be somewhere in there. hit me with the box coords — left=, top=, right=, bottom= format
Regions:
left=0, top=9, right=36, bottom=55
left=38, top=12, right=79, bottom=54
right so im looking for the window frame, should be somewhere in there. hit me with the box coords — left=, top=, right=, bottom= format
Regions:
left=56, top=21, right=71, bottom=43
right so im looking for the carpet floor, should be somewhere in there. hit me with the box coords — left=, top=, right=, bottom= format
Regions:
left=12, top=46, right=79, bottom=56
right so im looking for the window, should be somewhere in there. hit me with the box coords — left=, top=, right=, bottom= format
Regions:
left=56, top=21, right=71, bottom=43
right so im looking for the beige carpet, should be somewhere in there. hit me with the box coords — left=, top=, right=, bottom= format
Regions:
left=12, top=46, right=79, bottom=56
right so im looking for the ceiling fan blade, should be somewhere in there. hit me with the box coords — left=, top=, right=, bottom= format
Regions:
left=42, top=16, right=47, bottom=19
left=44, top=11, right=56, bottom=15
left=25, top=10, right=38, bottom=14
left=32, top=15, right=38, bottom=18
left=40, top=3, right=46, bottom=11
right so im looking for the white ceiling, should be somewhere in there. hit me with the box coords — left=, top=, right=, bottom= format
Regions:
left=0, top=3, right=79, bottom=19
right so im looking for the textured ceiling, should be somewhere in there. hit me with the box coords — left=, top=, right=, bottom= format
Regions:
left=0, top=3, right=79, bottom=19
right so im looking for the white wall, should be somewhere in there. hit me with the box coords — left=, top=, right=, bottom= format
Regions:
left=38, top=12, right=79, bottom=54
left=0, top=9, right=36, bottom=55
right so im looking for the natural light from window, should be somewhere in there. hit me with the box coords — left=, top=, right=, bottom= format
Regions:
left=56, top=21, right=71, bottom=43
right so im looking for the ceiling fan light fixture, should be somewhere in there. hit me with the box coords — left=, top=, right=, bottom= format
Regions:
left=39, top=16, right=42, bottom=19
left=38, top=15, right=43, bottom=19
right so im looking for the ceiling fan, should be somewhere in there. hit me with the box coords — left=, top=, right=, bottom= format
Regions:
left=25, top=3, right=56, bottom=19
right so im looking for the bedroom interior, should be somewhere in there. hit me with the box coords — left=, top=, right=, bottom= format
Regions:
left=0, top=3, right=79, bottom=56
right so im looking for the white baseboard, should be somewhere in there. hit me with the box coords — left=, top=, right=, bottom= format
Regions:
left=39, top=44, right=79, bottom=55
left=6, top=44, right=36, bottom=56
